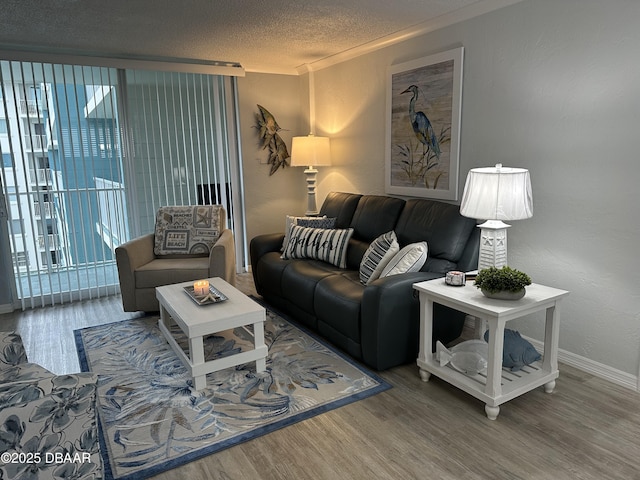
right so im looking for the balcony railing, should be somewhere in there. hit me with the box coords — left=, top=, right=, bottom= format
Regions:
left=37, top=234, right=59, bottom=250
left=23, top=135, right=46, bottom=151
left=20, top=100, right=42, bottom=117
left=29, top=168, right=53, bottom=185
left=34, top=201, right=55, bottom=218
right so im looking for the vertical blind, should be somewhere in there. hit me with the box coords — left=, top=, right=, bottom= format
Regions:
left=0, top=59, right=244, bottom=309
left=122, top=70, right=240, bottom=238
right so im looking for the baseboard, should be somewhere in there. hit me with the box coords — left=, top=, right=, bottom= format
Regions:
left=463, top=317, right=639, bottom=392
left=0, top=303, right=14, bottom=314
left=525, top=337, right=639, bottom=392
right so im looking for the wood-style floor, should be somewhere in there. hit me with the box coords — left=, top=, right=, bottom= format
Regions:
left=1, top=274, right=639, bottom=480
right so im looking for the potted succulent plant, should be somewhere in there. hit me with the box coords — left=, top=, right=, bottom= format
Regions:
left=474, top=266, right=532, bottom=300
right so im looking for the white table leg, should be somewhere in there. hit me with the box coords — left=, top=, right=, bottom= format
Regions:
left=254, top=320, right=266, bottom=373
left=485, top=404, right=500, bottom=420
left=417, top=293, right=434, bottom=382
left=542, top=304, right=560, bottom=394
left=544, top=380, right=556, bottom=393
left=471, top=315, right=486, bottom=339
left=189, top=336, right=206, bottom=390
left=484, top=318, right=504, bottom=399
left=542, top=305, right=560, bottom=372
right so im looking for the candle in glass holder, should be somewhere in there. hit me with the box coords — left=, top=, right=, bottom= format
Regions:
left=193, top=280, right=209, bottom=297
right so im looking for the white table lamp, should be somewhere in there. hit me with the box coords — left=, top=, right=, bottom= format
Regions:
left=460, top=163, right=533, bottom=270
left=290, top=134, right=331, bottom=215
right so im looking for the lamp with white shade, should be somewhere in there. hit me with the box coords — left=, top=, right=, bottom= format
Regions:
left=290, top=134, right=331, bottom=215
left=459, top=163, right=533, bottom=270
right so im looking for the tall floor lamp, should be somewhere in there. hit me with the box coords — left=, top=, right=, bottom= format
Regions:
left=459, top=164, right=533, bottom=270
left=290, top=134, right=331, bottom=215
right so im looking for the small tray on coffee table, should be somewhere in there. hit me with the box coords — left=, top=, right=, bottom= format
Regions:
left=183, top=285, right=228, bottom=305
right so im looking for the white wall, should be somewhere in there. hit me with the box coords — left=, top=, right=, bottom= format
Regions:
left=237, top=72, right=309, bottom=246
left=236, top=0, right=640, bottom=388
left=304, top=0, right=640, bottom=385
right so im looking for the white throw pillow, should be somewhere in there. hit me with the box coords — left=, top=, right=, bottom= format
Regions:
left=381, top=242, right=428, bottom=277
left=359, top=231, right=400, bottom=285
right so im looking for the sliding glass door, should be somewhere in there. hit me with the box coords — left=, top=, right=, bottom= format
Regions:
left=0, top=60, right=243, bottom=309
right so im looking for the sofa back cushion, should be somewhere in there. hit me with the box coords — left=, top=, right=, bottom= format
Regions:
left=394, top=199, right=476, bottom=273
left=319, top=192, right=362, bottom=229
left=345, top=195, right=405, bottom=269
left=154, top=205, right=224, bottom=257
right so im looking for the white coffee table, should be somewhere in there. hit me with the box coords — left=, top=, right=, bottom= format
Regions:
left=156, top=277, right=267, bottom=390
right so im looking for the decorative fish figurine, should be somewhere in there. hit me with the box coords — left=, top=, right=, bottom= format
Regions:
left=483, top=329, right=541, bottom=371
left=436, top=340, right=488, bottom=376
left=256, top=104, right=290, bottom=175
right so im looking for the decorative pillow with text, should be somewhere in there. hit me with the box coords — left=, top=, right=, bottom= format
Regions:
left=154, top=205, right=222, bottom=256
left=281, top=215, right=332, bottom=251
left=281, top=225, right=353, bottom=268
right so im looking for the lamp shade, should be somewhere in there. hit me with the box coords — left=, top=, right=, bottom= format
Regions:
left=460, top=164, right=533, bottom=220
left=290, top=135, right=331, bottom=167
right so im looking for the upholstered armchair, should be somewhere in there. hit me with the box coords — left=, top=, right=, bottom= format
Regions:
left=115, top=205, right=236, bottom=312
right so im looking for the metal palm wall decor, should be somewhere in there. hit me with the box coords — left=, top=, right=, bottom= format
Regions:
left=386, top=47, right=464, bottom=200
left=255, top=104, right=290, bottom=175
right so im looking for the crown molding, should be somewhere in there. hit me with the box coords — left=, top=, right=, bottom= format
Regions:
left=305, top=0, right=525, bottom=73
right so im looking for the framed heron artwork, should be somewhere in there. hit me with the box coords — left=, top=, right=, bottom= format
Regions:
left=385, top=47, right=464, bottom=200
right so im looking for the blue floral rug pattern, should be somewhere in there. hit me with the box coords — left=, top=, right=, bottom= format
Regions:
left=74, top=309, right=390, bottom=480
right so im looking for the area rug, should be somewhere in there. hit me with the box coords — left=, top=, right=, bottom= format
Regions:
left=74, top=308, right=391, bottom=480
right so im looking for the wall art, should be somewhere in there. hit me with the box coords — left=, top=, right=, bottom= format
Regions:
left=386, top=47, right=464, bottom=200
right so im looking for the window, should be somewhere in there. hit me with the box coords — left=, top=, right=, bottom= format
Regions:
left=14, top=252, right=28, bottom=270
left=2, top=153, right=12, bottom=168
left=11, top=220, right=24, bottom=235
left=0, top=119, right=7, bottom=134
left=6, top=186, right=17, bottom=203
left=1, top=59, right=243, bottom=309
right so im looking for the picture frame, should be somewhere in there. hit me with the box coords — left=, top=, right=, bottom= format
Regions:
left=385, top=47, right=464, bottom=200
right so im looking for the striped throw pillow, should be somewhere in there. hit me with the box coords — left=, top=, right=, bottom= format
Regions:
left=359, top=231, right=399, bottom=285
left=281, top=225, right=354, bottom=268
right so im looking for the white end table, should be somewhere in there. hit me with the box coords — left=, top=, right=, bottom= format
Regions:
left=414, top=279, right=569, bottom=420
left=156, top=277, right=267, bottom=390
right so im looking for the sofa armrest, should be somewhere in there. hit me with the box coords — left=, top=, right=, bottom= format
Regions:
left=115, top=233, right=155, bottom=311
left=116, top=233, right=156, bottom=271
left=249, top=233, right=285, bottom=295
left=210, top=228, right=236, bottom=286
left=360, top=272, right=467, bottom=370
left=249, top=233, right=285, bottom=271
left=0, top=331, right=28, bottom=368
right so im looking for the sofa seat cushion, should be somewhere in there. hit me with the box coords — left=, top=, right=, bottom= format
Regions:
left=281, top=260, right=343, bottom=314
left=315, top=272, right=364, bottom=342
left=135, top=257, right=209, bottom=289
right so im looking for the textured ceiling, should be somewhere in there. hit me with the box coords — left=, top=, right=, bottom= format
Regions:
left=0, top=0, right=519, bottom=74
